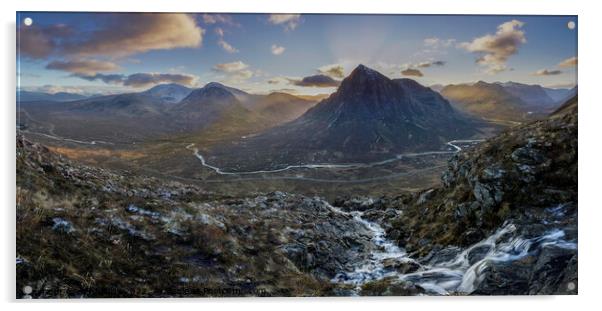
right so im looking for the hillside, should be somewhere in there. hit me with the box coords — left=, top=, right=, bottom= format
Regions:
left=441, top=81, right=530, bottom=122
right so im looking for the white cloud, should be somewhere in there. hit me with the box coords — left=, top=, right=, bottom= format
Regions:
left=212, top=61, right=254, bottom=82
left=317, top=64, right=345, bottom=78
left=212, top=61, right=249, bottom=73
left=218, top=40, right=239, bottom=53
left=267, top=14, right=301, bottom=31
left=271, top=44, right=286, bottom=55
left=460, top=20, right=527, bottom=74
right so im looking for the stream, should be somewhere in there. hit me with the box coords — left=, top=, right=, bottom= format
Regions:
left=327, top=204, right=577, bottom=295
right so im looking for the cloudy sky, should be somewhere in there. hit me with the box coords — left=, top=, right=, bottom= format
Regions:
left=17, top=13, right=577, bottom=95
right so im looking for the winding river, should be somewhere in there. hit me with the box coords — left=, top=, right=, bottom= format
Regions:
left=185, top=139, right=484, bottom=176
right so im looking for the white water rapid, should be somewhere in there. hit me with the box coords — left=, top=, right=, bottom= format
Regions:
left=328, top=205, right=577, bottom=295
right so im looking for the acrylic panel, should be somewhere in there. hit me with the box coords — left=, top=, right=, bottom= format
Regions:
left=16, top=12, right=578, bottom=298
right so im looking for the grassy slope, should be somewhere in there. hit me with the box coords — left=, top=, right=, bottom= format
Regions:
left=441, top=83, right=529, bottom=122
left=16, top=137, right=331, bottom=297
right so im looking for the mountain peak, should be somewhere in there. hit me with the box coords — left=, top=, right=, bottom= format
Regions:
left=142, top=83, right=192, bottom=104
left=188, top=85, right=234, bottom=99
left=203, top=82, right=227, bottom=89
left=355, top=64, right=369, bottom=71
left=145, top=83, right=189, bottom=92
left=349, top=64, right=384, bottom=80
left=336, top=65, right=390, bottom=95
left=201, top=82, right=252, bottom=103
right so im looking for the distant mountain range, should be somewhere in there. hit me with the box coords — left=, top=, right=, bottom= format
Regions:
left=18, top=82, right=318, bottom=141
left=18, top=90, right=88, bottom=102
left=495, top=82, right=556, bottom=106
left=440, top=81, right=575, bottom=122
left=207, top=65, right=479, bottom=168
left=18, top=73, right=576, bottom=155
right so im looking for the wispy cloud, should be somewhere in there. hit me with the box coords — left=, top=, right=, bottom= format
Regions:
left=22, top=84, right=126, bottom=96
left=267, top=77, right=290, bottom=85
left=460, top=20, right=526, bottom=74
left=212, top=61, right=254, bottom=82
left=415, top=60, right=446, bottom=68
left=45, top=59, right=120, bottom=75
left=75, top=72, right=198, bottom=88
left=214, top=27, right=239, bottom=53
left=218, top=40, right=239, bottom=53
left=122, top=73, right=197, bottom=87
left=558, top=56, right=577, bottom=68
left=533, top=69, right=563, bottom=76
left=268, top=14, right=302, bottom=31
left=423, top=37, right=456, bottom=48
left=271, top=44, right=286, bottom=55
left=201, top=14, right=239, bottom=27
left=24, top=84, right=87, bottom=95
left=212, top=61, right=249, bottom=73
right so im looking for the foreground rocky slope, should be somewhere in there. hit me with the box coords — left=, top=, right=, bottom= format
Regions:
left=16, top=138, right=387, bottom=297
left=16, top=97, right=577, bottom=297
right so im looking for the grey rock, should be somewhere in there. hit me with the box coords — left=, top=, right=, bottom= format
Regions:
left=511, top=146, right=545, bottom=165
left=51, top=217, right=75, bottom=234
left=473, top=182, right=503, bottom=210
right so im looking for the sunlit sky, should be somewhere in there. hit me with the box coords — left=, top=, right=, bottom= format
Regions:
left=17, top=13, right=577, bottom=96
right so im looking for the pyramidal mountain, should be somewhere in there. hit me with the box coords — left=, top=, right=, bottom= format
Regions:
left=208, top=65, right=478, bottom=168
